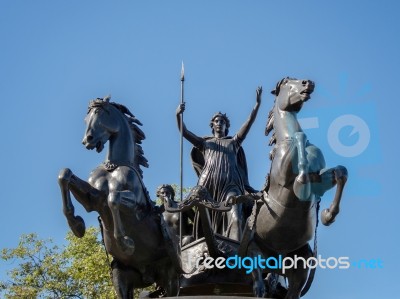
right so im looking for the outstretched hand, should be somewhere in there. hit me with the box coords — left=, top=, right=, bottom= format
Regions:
left=176, top=102, right=186, bottom=115
left=256, top=86, right=262, bottom=105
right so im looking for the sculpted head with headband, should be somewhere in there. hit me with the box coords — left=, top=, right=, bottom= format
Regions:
left=209, top=112, right=230, bottom=136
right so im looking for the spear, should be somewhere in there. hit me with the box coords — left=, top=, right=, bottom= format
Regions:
left=179, top=62, right=184, bottom=248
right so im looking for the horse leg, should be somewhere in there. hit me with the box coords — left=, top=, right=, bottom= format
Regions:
left=246, top=243, right=266, bottom=298
left=58, top=168, right=86, bottom=237
left=157, top=263, right=179, bottom=296
left=108, top=191, right=136, bottom=255
left=252, top=267, right=266, bottom=298
left=58, top=168, right=105, bottom=237
left=285, top=269, right=308, bottom=299
left=112, top=260, right=140, bottom=299
left=285, top=244, right=312, bottom=299
left=321, top=165, right=348, bottom=226
left=293, top=132, right=311, bottom=200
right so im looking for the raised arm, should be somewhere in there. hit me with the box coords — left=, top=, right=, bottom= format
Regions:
left=176, top=103, right=204, bottom=148
left=236, top=86, right=262, bottom=142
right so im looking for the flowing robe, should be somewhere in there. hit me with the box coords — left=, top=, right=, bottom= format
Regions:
left=191, top=136, right=256, bottom=237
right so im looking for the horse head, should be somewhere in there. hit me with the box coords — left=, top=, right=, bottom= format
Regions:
left=82, top=95, right=122, bottom=153
left=81, top=96, right=147, bottom=174
left=272, top=77, right=315, bottom=112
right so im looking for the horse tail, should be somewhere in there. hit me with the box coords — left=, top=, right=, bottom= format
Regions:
left=159, top=216, right=186, bottom=274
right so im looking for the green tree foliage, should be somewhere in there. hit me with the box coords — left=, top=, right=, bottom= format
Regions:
left=1, top=185, right=193, bottom=298
left=1, top=227, right=116, bottom=299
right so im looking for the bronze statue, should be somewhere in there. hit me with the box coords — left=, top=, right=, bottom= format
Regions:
left=176, top=87, right=262, bottom=241
left=56, top=76, right=349, bottom=298
left=58, top=96, right=180, bottom=299
left=156, top=184, right=194, bottom=245
left=239, top=78, right=348, bottom=298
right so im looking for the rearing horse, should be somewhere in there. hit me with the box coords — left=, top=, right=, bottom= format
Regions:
left=244, top=78, right=348, bottom=299
left=58, top=96, right=180, bottom=298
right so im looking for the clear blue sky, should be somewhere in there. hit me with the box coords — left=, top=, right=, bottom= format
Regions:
left=0, top=1, right=398, bottom=298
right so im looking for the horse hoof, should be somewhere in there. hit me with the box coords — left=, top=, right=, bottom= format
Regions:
left=118, top=236, right=135, bottom=255
left=321, top=209, right=335, bottom=226
left=68, top=216, right=86, bottom=238
left=335, top=165, right=348, bottom=180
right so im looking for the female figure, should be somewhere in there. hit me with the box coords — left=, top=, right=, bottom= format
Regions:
left=176, top=87, right=262, bottom=241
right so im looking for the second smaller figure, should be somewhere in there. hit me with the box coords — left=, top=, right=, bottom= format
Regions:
left=156, top=184, right=194, bottom=246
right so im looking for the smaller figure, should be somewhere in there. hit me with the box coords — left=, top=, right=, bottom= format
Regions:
left=156, top=184, right=194, bottom=246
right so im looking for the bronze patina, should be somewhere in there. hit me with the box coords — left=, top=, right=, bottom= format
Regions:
left=241, top=78, right=348, bottom=298
left=58, top=96, right=181, bottom=298
left=176, top=87, right=262, bottom=242
left=58, top=77, right=348, bottom=299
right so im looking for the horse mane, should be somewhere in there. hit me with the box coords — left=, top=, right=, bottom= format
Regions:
left=265, top=77, right=296, bottom=161
left=109, top=102, right=154, bottom=209
left=265, top=100, right=277, bottom=161
left=110, top=102, right=149, bottom=178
